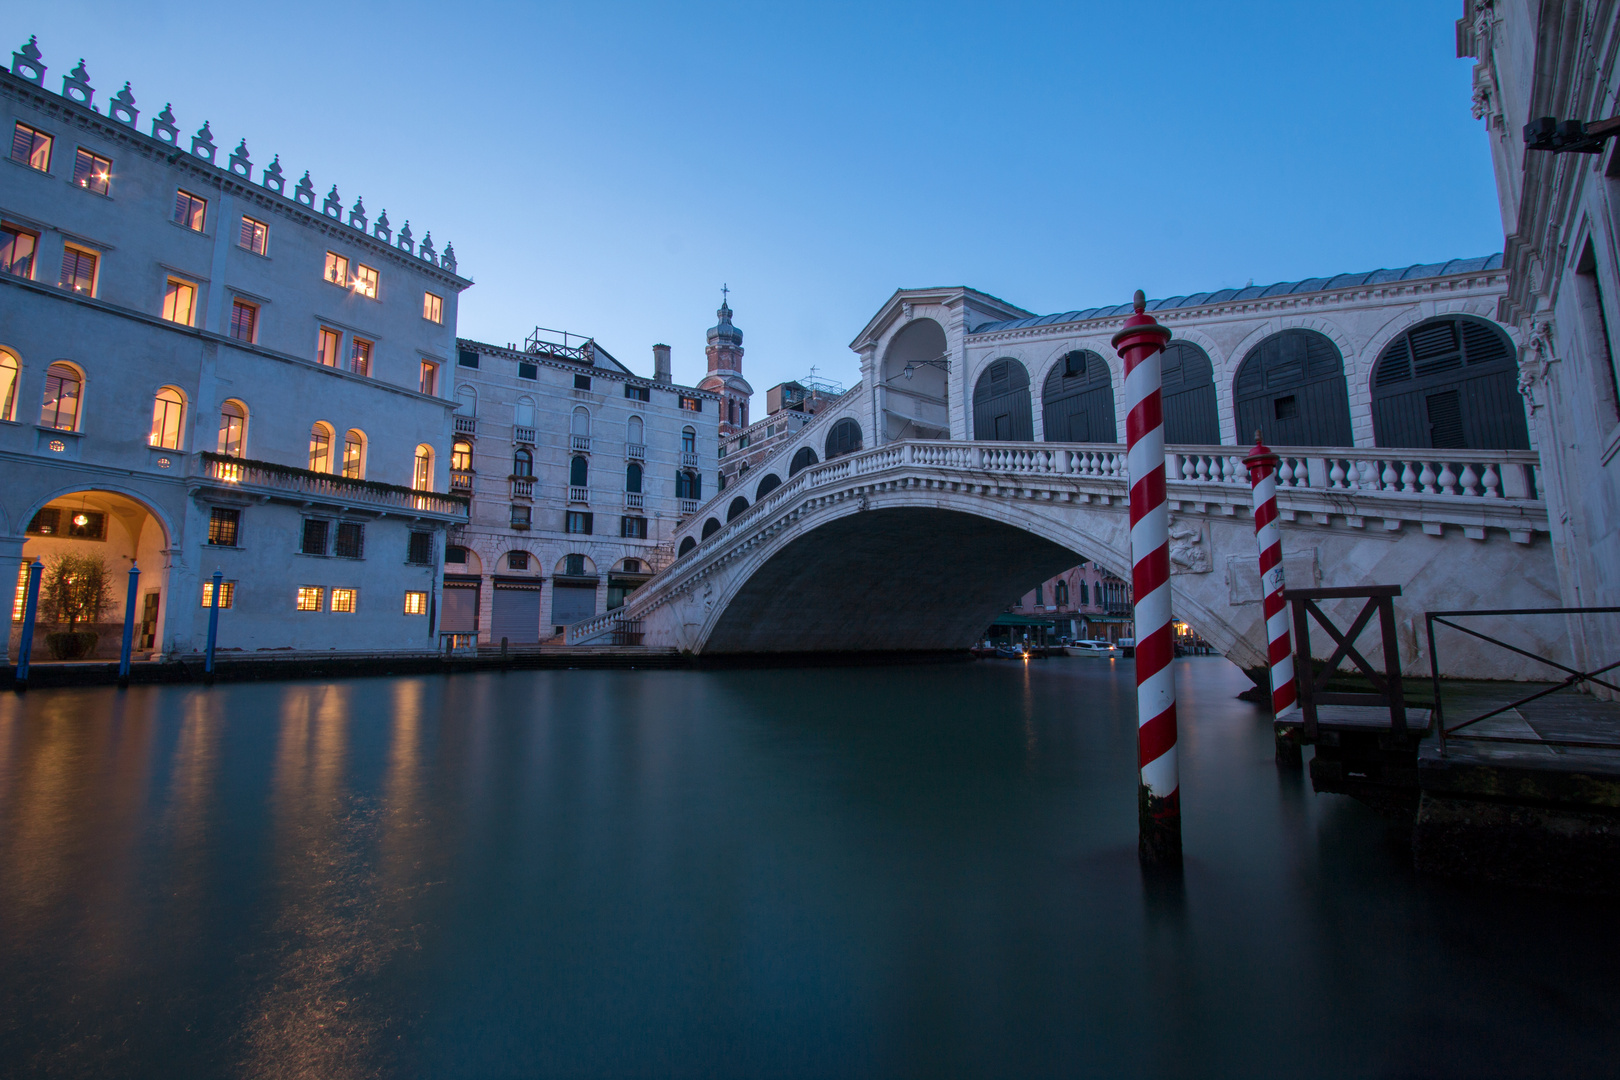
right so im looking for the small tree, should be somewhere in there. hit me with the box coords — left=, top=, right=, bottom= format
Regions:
left=40, top=551, right=113, bottom=631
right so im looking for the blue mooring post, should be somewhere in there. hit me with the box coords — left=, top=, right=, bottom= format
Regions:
left=118, top=562, right=140, bottom=686
left=14, top=559, right=43, bottom=691
left=204, top=569, right=223, bottom=679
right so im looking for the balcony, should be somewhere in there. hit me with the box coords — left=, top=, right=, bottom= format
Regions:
left=512, top=477, right=535, bottom=499
left=513, top=425, right=536, bottom=445
left=678, top=498, right=699, bottom=516
left=680, top=450, right=699, bottom=468
left=625, top=492, right=644, bottom=510
left=569, top=485, right=590, bottom=504
left=196, top=452, right=468, bottom=520
left=450, top=469, right=473, bottom=493
left=626, top=442, right=646, bottom=461
left=454, top=415, right=477, bottom=436
left=571, top=435, right=591, bottom=453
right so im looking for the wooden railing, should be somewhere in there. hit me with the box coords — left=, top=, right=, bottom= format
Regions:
left=198, top=452, right=469, bottom=518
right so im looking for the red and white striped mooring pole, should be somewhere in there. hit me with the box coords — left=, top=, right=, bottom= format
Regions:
left=1112, top=291, right=1180, bottom=866
left=1243, top=438, right=1300, bottom=739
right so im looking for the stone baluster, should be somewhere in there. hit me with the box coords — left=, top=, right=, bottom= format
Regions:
left=1418, top=460, right=1437, bottom=494
left=1328, top=459, right=1346, bottom=489
left=1437, top=461, right=1458, bottom=496
left=1380, top=459, right=1399, bottom=493
left=1399, top=460, right=1417, bottom=493
left=1481, top=461, right=1501, bottom=498
left=1459, top=463, right=1480, bottom=497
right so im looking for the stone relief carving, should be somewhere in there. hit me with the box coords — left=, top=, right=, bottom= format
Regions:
left=1517, top=316, right=1556, bottom=413
left=1168, top=516, right=1211, bottom=574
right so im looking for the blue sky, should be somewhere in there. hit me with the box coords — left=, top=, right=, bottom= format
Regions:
left=10, top=1, right=1500, bottom=392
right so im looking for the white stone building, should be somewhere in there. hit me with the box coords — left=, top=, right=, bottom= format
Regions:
left=445, top=333, right=719, bottom=643
left=2, top=39, right=470, bottom=661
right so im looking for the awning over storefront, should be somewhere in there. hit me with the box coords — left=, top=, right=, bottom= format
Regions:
left=990, top=613, right=1055, bottom=628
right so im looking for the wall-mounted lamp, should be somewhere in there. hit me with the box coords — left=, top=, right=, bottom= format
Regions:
left=887, top=354, right=951, bottom=382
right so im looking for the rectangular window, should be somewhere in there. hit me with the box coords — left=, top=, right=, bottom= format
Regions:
left=330, top=587, right=357, bottom=613
left=680, top=396, right=701, bottom=412
left=508, top=550, right=530, bottom=570
left=200, top=580, right=235, bottom=609
left=174, top=190, right=207, bottom=231
left=408, top=530, right=434, bottom=564
left=149, top=390, right=184, bottom=449
left=58, top=510, right=104, bottom=539
left=335, top=521, right=365, bottom=559
left=566, top=511, right=593, bottom=535
left=574, top=374, right=591, bottom=390
left=404, top=591, right=428, bottom=615
left=208, top=507, right=241, bottom=546
left=309, top=427, right=331, bottom=473
left=11, top=122, right=51, bottom=171
left=350, top=338, right=372, bottom=377
left=324, top=251, right=349, bottom=286
left=296, top=586, right=324, bottom=612
left=620, top=515, right=648, bottom=538
left=72, top=148, right=111, bottom=195
left=300, top=518, right=330, bottom=556
left=564, top=553, right=586, bottom=576
left=354, top=264, right=378, bottom=299
left=419, top=360, right=439, bottom=396
left=1, top=223, right=38, bottom=278
left=518, top=362, right=537, bottom=380
left=315, top=327, right=341, bottom=367
left=162, top=278, right=196, bottom=325
left=457, top=349, right=479, bottom=368
left=239, top=216, right=268, bottom=255
left=423, top=291, right=443, bottom=323
left=26, top=508, right=60, bottom=535
left=511, top=505, right=533, bottom=529
left=625, top=384, right=650, bottom=402
left=229, top=299, right=257, bottom=342
left=59, top=246, right=96, bottom=295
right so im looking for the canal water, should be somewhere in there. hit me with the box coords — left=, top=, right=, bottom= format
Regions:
left=0, top=659, right=1615, bottom=1078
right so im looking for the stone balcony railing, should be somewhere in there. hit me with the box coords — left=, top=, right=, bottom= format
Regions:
left=678, top=497, right=699, bottom=515
left=680, top=450, right=699, bottom=468
left=513, top=425, right=536, bottom=445
left=571, top=435, right=591, bottom=453
left=626, top=442, right=646, bottom=461
left=512, top=477, right=534, bottom=499
left=197, top=452, right=468, bottom=520
left=625, top=492, right=644, bottom=509
left=569, top=485, right=590, bottom=504
left=449, top=469, right=473, bottom=492
left=454, top=415, right=477, bottom=436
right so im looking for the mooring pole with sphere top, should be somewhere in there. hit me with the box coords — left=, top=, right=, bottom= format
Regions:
left=1111, top=290, right=1181, bottom=866
left=1244, top=436, right=1302, bottom=765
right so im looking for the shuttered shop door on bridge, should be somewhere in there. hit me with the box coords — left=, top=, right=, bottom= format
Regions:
left=552, top=584, right=596, bottom=627
left=441, top=583, right=479, bottom=633
left=491, top=583, right=541, bottom=643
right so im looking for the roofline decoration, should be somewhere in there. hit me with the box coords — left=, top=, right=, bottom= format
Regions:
left=457, top=337, right=722, bottom=399
left=3, top=36, right=472, bottom=289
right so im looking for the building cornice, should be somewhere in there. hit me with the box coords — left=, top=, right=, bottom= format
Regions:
left=457, top=337, right=721, bottom=400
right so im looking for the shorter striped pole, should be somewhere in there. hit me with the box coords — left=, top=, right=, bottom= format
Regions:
left=1243, top=438, right=1299, bottom=730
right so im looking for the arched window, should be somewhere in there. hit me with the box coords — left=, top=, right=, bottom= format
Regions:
left=342, top=429, right=366, bottom=478
left=1370, top=316, right=1528, bottom=450
left=789, top=446, right=818, bottom=476
left=454, top=385, right=476, bottom=416
left=514, top=448, right=533, bottom=477
left=0, top=351, right=18, bottom=422
left=1055, top=579, right=1069, bottom=607
left=727, top=496, right=748, bottom=521
left=148, top=386, right=185, bottom=449
left=1041, top=351, right=1114, bottom=443
left=571, top=406, right=591, bottom=437
left=676, top=469, right=702, bottom=500
left=625, top=461, right=642, bottom=493
left=824, top=418, right=862, bottom=459
left=973, top=358, right=1033, bottom=440
left=701, top=517, right=721, bottom=538
left=678, top=536, right=696, bottom=556
left=1233, top=329, right=1352, bottom=447
left=413, top=445, right=434, bottom=490
left=1159, top=343, right=1220, bottom=444
left=40, top=362, right=81, bottom=431
left=218, top=399, right=247, bottom=457
left=681, top=426, right=696, bottom=454
left=570, top=455, right=588, bottom=487
left=755, top=473, right=781, bottom=499
left=627, top=415, right=644, bottom=446
left=451, top=439, right=473, bottom=471
left=308, top=421, right=334, bottom=472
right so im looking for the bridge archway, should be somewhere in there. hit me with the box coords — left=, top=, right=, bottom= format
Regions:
left=1370, top=315, right=1528, bottom=450
left=881, top=318, right=950, bottom=441
left=973, top=358, right=1033, bottom=441
left=825, top=418, right=862, bottom=459
left=1160, top=342, right=1220, bottom=443
left=789, top=447, right=817, bottom=476
left=1233, top=329, right=1352, bottom=446
left=727, top=496, right=749, bottom=521
left=701, top=517, right=722, bottom=539
left=678, top=536, right=696, bottom=556
left=1040, top=350, right=1115, bottom=443
left=755, top=473, right=781, bottom=499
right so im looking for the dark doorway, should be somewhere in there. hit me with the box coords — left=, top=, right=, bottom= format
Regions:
left=1041, top=350, right=1115, bottom=443
left=1370, top=316, right=1528, bottom=450
left=973, top=358, right=1033, bottom=441
left=1233, top=329, right=1352, bottom=446
left=1160, top=342, right=1220, bottom=444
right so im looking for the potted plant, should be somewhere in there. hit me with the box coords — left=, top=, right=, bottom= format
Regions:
left=41, top=551, right=112, bottom=660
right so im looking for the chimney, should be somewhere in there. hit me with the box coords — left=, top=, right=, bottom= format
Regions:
left=653, top=343, right=672, bottom=383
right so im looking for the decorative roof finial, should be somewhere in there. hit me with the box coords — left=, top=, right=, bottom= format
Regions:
left=721, top=283, right=729, bottom=305
left=1133, top=289, right=1146, bottom=314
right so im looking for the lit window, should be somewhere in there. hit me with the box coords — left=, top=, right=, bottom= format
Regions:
left=148, top=387, right=185, bottom=449
left=0, top=351, right=18, bottom=422
left=218, top=400, right=246, bottom=457
left=11, top=122, right=51, bottom=171
left=354, top=264, right=378, bottom=299
left=423, top=291, right=443, bottom=323
left=40, top=363, right=81, bottom=431
left=413, top=445, right=433, bottom=491
left=419, top=361, right=439, bottom=396
left=1, top=224, right=38, bottom=278
left=300, top=518, right=330, bottom=556
left=162, top=279, right=196, bottom=325
left=335, top=522, right=365, bottom=559
left=404, top=591, right=428, bottom=615
left=208, top=507, right=240, bottom=546
left=317, top=327, right=341, bottom=367
left=324, top=251, right=349, bottom=286
left=72, top=148, right=111, bottom=195
left=342, top=430, right=365, bottom=478
left=330, top=588, right=357, bottom=613
left=239, top=216, right=268, bottom=255
left=173, top=190, right=207, bottom=231
left=229, top=299, right=257, bottom=342
left=308, top=424, right=332, bottom=473
left=200, top=580, right=235, bottom=609
left=295, top=586, right=324, bottom=611
left=349, top=338, right=372, bottom=377
left=451, top=439, right=473, bottom=471
left=680, top=396, right=701, bottom=412
left=59, top=246, right=96, bottom=294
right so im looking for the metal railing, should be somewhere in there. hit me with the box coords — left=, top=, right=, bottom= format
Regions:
left=198, top=452, right=467, bottom=518
left=1427, top=606, right=1620, bottom=752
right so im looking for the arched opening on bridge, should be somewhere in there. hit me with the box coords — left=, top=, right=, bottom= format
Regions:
left=789, top=447, right=818, bottom=476
left=1160, top=342, right=1220, bottom=444
left=701, top=517, right=721, bottom=539
left=973, top=358, right=1032, bottom=440
left=1233, top=329, right=1352, bottom=447
left=881, top=318, right=950, bottom=441
left=1371, top=316, right=1528, bottom=450
left=825, top=418, right=862, bottom=459
left=1041, top=350, right=1115, bottom=443
left=678, top=536, right=696, bottom=556
left=755, top=473, right=781, bottom=499
left=14, top=489, right=171, bottom=661
left=727, top=496, right=749, bottom=521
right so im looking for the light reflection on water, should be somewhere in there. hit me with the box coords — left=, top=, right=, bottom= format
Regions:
left=0, top=660, right=1615, bottom=1078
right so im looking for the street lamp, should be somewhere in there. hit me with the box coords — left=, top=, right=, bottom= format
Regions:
left=1524, top=114, right=1620, bottom=154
